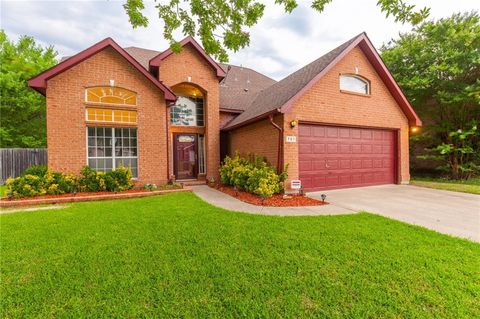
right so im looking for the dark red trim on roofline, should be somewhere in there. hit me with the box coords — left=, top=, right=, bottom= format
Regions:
left=221, top=109, right=280, bottom=131
left=28, top=38, right=176, bottom=101
left=279, top=33, right=421, bottom=126
left=149, top=36, right=226, bottom=81
left=220, top=107, right=244, bottom=114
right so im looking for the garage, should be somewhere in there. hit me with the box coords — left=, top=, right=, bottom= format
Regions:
left=299, top=124, right=396, bottom=191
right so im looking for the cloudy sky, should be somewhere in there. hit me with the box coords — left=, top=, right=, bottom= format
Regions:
left=1, top=0, right=478, bottom=79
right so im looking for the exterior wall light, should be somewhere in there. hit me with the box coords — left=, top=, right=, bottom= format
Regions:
left=410, top=126, right=419, bottom=133
left=290, top=120, right=298, bottom=128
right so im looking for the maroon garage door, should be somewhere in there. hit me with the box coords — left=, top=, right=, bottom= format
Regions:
left=299, top=124, right=396, bottom=191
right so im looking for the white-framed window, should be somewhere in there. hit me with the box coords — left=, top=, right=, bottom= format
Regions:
left=198, top=134, right=206, bottom=174
left=87, top=127, right=138, bottom=177
left=170, top=95, right=204, bottom=126
left=340, top=74, right=370, bottom=95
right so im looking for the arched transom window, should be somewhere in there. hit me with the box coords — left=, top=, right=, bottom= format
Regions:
left=86, top=86, right=137, bottom=106
left=340, top=75, right=370, bottom=95
left=170, top=84, right=204, bottom=126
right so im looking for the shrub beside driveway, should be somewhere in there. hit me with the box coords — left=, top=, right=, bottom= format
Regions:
left=1, top=192, right=479, bottom=318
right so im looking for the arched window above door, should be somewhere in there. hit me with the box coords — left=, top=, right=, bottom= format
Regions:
left=86, top=86, right=137, bottom=106
left=170, top=84, right=204, bottom=126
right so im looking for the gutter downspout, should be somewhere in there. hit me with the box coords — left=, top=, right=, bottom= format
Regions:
left=166, top=102, right=171, bottom=182
left=269, top=114, right=283, bottom=174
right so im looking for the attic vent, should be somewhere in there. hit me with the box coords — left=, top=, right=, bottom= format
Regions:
left=244, top=88, right=249, bottom=92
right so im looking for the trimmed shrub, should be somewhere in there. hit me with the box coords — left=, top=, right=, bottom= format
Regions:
left=23, top=165, right=48, bottom=177
left=78, top=166, right=133, bottom=192
left=219, top=153, right=288, bottom=198
left=78, top=166, right=107, bottom=192
left=6, top=165, right=133, bottom=198
left=104, top=166, right=134, bottom=192
left=5, top=169, right=78, bottom=198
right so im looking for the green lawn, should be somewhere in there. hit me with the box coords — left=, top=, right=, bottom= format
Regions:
left=1, top=193, right=479, bottom=318
left=411, top=177, right=480, bottom=195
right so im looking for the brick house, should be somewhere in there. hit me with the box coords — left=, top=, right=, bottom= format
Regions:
left=28, top=32, right=421, bottom=192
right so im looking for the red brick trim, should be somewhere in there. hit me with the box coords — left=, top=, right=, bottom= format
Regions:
left=0, top=188, right=191, bottom=209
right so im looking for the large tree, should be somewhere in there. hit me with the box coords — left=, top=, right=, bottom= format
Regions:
left=124, top=0, right=430, bottom=62
left=381, top=12, right=480, bottom=179
left=0, top=31, right=57, bottom=148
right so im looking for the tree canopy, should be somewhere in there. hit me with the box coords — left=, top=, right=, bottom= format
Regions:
left=124, top=0, right=430, bottom=62
left=381, top=12, right=480, bottom=178
left=0, top=31, right=57, bottom=148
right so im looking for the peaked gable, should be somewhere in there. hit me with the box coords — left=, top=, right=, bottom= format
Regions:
left=224, top=33, right=421, bottom=130
left=149, top=36, right=226, bottom=80
left=28, top=38, right=176, bottom=101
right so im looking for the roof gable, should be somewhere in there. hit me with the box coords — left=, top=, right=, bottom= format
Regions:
left=28, top=38, right=176, bottom=101
left=149, top=36, right=226, bottom=80
left=224, top=33, right=421, bottom=129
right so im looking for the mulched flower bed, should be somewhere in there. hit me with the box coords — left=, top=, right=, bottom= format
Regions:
left=215, top=185, right=327, bottom=207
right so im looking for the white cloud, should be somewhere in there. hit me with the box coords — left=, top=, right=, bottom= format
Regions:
left=1, top=0, right=478, bottom=80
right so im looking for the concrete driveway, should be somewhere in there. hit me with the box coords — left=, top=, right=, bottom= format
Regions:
left=308, top=185, right=480, bottom=242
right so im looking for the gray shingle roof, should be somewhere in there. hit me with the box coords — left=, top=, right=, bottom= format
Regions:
left=60, top=34, right=364, bottom=128
left=124, top=48, right=275, bottom=112
left=223, top=33, right=362, bottom=129
left=218, top=63, right=276, bottom=111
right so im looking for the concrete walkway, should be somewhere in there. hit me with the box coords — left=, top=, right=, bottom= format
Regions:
left=308, top=185, right=480, bottom=242
left=191, top=186, right=355, bottom=216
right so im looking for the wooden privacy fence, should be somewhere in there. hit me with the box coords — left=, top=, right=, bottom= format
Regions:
left=0, top=148, right=47, bottom=184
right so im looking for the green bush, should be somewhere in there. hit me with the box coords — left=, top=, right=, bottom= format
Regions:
left=78, top=166, right=106, bottom=192
left=219, top=153, right=288, bottom=198
left=23, top=165, right=48, bottom=177
left=78, top=166, right=133, bottom=192
left=6, top=165, right=133, bottom=198
left=5, top=169, right=77, bottom=198
left=104, top=166, right=134, bottom=192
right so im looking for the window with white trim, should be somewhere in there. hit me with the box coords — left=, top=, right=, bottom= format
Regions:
left=87, top=127, right=138, bottom=177
left=340, top=74, right=370, bottom=95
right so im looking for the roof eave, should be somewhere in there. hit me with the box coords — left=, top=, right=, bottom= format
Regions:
left=222, top=109, right=280, bottom=131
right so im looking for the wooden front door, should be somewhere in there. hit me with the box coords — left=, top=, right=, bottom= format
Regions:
left=174, top=134, right=198, bottom=180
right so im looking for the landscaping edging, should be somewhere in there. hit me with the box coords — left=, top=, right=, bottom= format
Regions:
left=214, top=185, right=326, bottom=207
left=0, top=188, right=191, bottom=208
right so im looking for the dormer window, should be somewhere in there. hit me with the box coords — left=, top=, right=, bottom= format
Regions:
left=340, top=74, right=370, bottom=95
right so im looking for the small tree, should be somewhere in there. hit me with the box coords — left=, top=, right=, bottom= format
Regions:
left=0, top=30, right=57, bottom=147
left=418, top=124, right=479, bottom=179
left=381, top=12, right=480, bottom=179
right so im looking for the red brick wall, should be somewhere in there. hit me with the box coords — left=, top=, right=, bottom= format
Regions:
left=283, top=46, right=410, bottom=191
left=46, top=47, right=168, bottom=185
left=227, top=114, right=282, bottom=167
left=158, top=44, right=220, bottom=180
